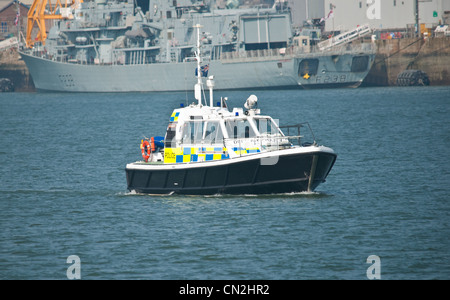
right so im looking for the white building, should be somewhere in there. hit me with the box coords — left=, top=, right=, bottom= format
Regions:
left=419, top=0, right=450, bottom=25
left=324, top=0, right=415, bottom=31
left=287, top=0, right=450, bottom=32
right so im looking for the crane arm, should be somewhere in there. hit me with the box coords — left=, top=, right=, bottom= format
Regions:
left=25, top=0, right=83, bottom=48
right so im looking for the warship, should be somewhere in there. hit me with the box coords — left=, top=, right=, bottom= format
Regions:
left=20, top=0, right=376, bottom=92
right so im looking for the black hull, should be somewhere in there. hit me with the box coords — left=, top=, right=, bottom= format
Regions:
left=126, top=151, right=336, bottom=195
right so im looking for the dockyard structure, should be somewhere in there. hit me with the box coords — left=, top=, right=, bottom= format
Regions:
left=288, top=0, right=449, bottom=35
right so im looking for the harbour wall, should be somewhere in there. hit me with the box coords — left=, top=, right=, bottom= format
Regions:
left=363, top=37, right=450, bottom=86
left=1, top=37, right=449, bottom=91
left=0, top=48, right=34, bottom=92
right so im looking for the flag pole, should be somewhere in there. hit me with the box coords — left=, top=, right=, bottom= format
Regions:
left=15, top=0, right=20, bottom=48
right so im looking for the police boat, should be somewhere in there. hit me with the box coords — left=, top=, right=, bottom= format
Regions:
left=125, top=25, right=337, bottom=195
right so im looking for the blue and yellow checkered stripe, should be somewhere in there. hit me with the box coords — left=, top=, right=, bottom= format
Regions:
left=175, top=153, right=230, bottom=163
left=232, top=147, right=260, bottom=155
left=164, top=147, right=260, bottom=164
left=170, top=112, right=180, bottom=122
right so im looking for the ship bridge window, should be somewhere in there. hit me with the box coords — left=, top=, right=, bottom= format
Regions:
left=298, top=59, right=319, bottom=77
left=351, top=56, right=369, bottom=72
left=225, top=119, right=257, bottom=139
left=245, top=42, right=287, bottom=51
left=203, top=121, right=224, bottom=144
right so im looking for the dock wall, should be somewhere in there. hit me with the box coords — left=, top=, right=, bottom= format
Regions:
left=364, top=37, right=450, bottom=86
left=0, top=48, right=34, bottom=92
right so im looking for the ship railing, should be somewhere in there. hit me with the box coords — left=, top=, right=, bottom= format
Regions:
left=318, top=24, right=372, bottom=51
left=321, top=41, right=376, bottom=54
left=220, top=47, right=294, bottom=62
left=219, top=41, right=375, bottom=62
left=293, top=42, right=376, bottom=57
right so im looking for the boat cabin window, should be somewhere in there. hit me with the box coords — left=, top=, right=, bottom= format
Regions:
left=203, top=121, right=223, bottom=144
left=181, top=120, right=225, bottom=145
left=181, top=120, right=204, bottom=144
left=225, top=119, right=257, bottom=139
left=254, top=117, right=283, bottom=136
left=165, top=122, right=177, bottom=148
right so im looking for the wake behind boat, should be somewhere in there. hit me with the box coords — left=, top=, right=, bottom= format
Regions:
left=125, top=24, right=337, bottom=195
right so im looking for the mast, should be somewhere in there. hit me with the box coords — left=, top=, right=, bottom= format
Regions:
left=194, top=24, right=203, bottom=105
left=194, top=23, right=214, bottom=107
left=16, top=0, right=20, bottom=49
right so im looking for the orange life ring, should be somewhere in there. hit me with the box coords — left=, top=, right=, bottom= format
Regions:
left=140, top=140, right=151, bottom=162
left=140, top=138, right=157, bottom=162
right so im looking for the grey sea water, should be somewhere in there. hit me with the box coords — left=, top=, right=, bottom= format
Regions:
left=0, top=86, right=449, bottom=280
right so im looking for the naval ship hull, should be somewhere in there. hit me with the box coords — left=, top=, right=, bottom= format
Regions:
left=20, top=51, right=374, bottom=92
left=126, top=147, right=337, bottom=195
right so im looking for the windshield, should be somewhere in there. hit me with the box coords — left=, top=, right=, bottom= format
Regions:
left=203, top=121, right=224, bottom=144
left=224, top=118, right=257, bottom=139
left=253, top=117, right=283, bottom=136
left=180, top=120, right=225, bottom=145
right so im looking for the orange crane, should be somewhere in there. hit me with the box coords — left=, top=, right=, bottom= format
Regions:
left=25, top=0, right=83, bottom=48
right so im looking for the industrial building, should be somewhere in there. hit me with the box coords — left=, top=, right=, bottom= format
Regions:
left=288, top=0, right=450, bottom=33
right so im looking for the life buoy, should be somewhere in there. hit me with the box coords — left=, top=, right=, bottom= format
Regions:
left=140, top=140, right=151, bottom=162
left=140, top=138, right=157, bottom=162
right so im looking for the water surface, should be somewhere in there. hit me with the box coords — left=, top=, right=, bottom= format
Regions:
left=0, top=86, right=449, bottom=279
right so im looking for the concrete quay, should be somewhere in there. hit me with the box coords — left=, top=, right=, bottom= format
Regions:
left=364, top=37, right=450, bottom=87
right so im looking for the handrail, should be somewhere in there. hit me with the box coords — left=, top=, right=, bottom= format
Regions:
left=280, top=122, right=316, bottom=146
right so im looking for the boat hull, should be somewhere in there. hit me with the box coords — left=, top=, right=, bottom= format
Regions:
left=125, top=148, right=337, bottom=195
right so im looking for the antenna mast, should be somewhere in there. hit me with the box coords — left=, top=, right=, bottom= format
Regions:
left=194, top=24, right=203, bottom=105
